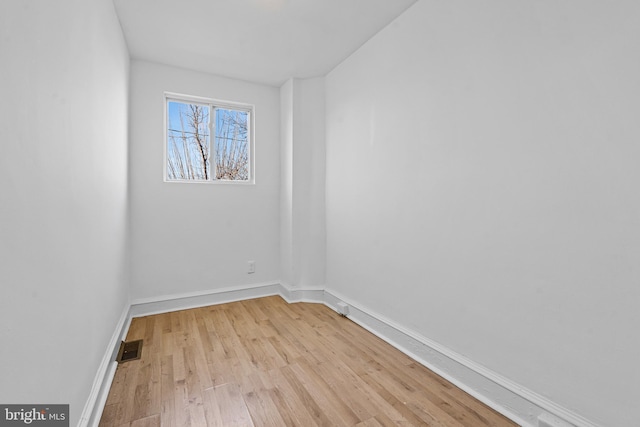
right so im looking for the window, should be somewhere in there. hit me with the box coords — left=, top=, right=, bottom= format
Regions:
left=165, top=93, right=253, bottom=182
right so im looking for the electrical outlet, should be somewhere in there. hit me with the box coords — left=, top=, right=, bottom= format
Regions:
left=248, top=260, right=255, bottom=274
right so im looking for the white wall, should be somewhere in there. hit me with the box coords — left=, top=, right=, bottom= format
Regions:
left=280, top=80, right=294, bottom=286
left=325, top=1, right=640, bottom=426
left=0, top=0, right=130, bottom=425
left=129, top=61, right=280, bottom=300
left=280, top=78, right=326, bottom=290
left=292, top=78, right=326, bottom=290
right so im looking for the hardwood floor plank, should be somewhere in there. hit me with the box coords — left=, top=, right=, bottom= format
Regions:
left=98, top=404, right=118, bottom=427
left=288, top=361, right=361, bottom=426
left=103, top=363, right=130, bottom=406
left=183, top=345, right=205, bottom=405
left=278, top=364, right=337, bottom=427
left=358, top=372, right=433, bottom=426
left=212, top=383, right=254, bottom=427
left=159, top=355, right=176, bottom=427
left=130, top=414, right=161, bottom=427
left=373, top=412, right=410, bottom=427
left=202, top=387, right=225, bottom=426
left=266, top=367, right=320, bottom=427
left=310, top=356, right=402, bottom=423
left=266, top=382, right=316, bottom=427
left=186, top=399, right=208, bottom=427
left=355, top=418, right=386, bottom=427
left=172, top=378, right=191, bottom=426
left=243, top=388, right=287, bottom=427
left=100, top=296, right=517, bottom=427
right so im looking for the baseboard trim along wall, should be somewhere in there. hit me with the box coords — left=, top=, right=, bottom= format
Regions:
left=129, top=281, right=283, bottom=318
left=79, top=303, right=131, bottom=427
left=278, top=281, right=326, bottom=304
left=82, top=282, right=599, bottom=427
left=321, top=288, right=601, bottom=427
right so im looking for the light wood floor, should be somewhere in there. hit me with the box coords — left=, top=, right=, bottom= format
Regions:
left=99, top=296, right=517, bottom=427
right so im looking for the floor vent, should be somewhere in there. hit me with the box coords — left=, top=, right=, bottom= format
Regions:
left=116, top=339, right=143, bottom=363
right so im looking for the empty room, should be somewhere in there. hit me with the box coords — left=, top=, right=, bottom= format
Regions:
left=1, top=0, right=638, bottom=426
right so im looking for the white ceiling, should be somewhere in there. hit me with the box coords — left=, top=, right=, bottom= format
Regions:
left=113, top=0, right=417, bottom=86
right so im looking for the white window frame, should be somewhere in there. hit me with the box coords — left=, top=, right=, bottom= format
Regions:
left=164, top=92, right=255, bottom=184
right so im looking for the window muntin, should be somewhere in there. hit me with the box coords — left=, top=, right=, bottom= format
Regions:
left=165, top=94, right=253, bottom=183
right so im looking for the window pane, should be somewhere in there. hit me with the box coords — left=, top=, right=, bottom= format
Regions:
left=166, top=101, right=210, bottom=181
left=214, top=108, right=249, bottom=181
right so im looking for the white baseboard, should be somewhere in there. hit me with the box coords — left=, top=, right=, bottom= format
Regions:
left=78, top=303, right=131, bottom=427
left=129, top=281, right=282, bottom=317
left=83, top=282, right=599, bottom=427
left=278, top=282, right=325, bottom=304
left=321, top=287, right=600, bottom=427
